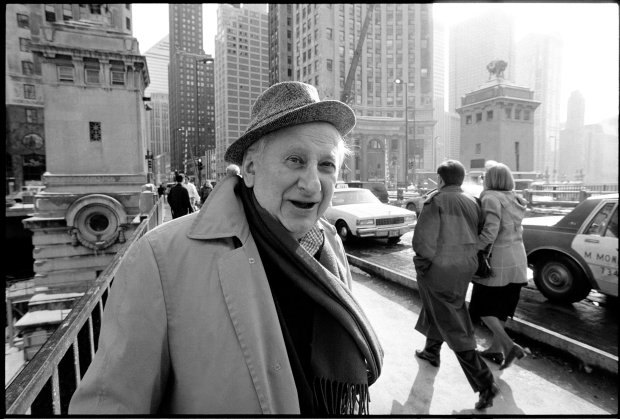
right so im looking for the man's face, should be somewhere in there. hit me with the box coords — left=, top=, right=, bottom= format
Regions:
left=243, top=122, right=342, bottom=239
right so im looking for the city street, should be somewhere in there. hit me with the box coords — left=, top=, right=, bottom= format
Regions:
left=349, top=266, right=617, bottom=415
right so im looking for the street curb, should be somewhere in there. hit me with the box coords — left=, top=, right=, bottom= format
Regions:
left=346, top=254, right=618, bottom=375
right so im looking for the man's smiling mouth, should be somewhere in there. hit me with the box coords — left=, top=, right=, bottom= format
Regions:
left=291, top=200, right=316, bottom=209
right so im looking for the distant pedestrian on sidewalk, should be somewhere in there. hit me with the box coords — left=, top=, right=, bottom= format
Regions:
left=412, top=159, right=499, bottom=410
left=469, top=162, right=528, bottom=370
left=157, top=183, right=166, bottom=202
left=167, top=173, right=193, bottom=219
left=199, top=180, right=213, bottom=206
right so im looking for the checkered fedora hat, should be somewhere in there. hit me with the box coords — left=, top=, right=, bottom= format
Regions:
left=224, top=81, right=356, bottom=165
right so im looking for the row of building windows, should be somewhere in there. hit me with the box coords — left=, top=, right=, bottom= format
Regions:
left=55, top=63, right=125, bottom=86
left=465, top=108, right=530, bottom=124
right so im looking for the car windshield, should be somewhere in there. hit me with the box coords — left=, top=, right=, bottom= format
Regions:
left=331, top=189, right=380, bottom=206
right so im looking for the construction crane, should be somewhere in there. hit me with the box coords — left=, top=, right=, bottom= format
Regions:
left=340, top=4, right=376, bottom=104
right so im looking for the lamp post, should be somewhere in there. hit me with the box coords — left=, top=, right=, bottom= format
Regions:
left=394, top=78, right=414, bottom=186
left=144, top=149, right=153, bottom=184
left=194, top=57, right=213, bottom=189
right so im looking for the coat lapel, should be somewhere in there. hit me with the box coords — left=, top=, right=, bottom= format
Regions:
left=216, top=236, right=299, bottom=414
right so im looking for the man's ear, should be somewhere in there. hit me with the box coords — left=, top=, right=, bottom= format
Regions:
left=242, top=154, right=256, bottom=188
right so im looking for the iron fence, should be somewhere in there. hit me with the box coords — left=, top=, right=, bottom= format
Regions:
left=5, top=197, right=163, bottom=415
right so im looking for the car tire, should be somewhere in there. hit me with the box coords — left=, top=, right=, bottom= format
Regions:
left=336, top=220, right=352, bottom=244
left=387, top=236, right=401, bottom=245
left=406, top=203, right=416, bottom=212
left=533, top=254, right=591, bottom=303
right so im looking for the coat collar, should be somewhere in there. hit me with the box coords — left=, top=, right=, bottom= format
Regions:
left=187, top=175, right=251, bottom=243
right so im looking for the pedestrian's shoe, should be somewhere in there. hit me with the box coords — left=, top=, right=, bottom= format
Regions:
left=415, top=349, right=440, bottom=367
left=477, top=350, right=505, bottom=365
left=475, top=383, right=500, bottom=410
left=499, top=344, right=526, bottom=370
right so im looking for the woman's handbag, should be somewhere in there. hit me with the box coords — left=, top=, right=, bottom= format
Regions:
left=474, top=244, right=494, bottom=278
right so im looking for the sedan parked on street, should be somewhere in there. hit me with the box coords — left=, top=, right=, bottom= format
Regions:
left=325, top=188, right=416, bottom=244
left=522, top=194, right=618, bottom=303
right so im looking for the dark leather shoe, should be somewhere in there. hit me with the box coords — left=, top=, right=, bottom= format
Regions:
left=477, top=350, right=504, bottom=365
left=415, top=349, right=440, bottom=367
left=475, top=382, right=499, bottom=410
left=499, top=344, right=526, bottom=370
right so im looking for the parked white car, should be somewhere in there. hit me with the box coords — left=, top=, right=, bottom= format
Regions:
left=325, top=188, right=417, bottom=244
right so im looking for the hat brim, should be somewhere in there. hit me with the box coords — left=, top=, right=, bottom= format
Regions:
left=224, top=100, right=355, bottom=165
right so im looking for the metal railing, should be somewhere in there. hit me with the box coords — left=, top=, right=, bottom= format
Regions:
left=522, top=186, right=618, bottom=208
left=5, top=197, right=164, bottom=415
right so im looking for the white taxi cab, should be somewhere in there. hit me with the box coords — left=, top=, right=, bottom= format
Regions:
left=325, top=188, right=416, bottom=244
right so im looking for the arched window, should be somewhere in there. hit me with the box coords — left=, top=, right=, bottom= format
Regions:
left=368, top=139, right=383, bottom=150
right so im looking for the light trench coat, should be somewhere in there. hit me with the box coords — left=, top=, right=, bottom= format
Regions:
left=474, top=190, right=529, bottom=287
left=69, top=176, right=353, bottom=414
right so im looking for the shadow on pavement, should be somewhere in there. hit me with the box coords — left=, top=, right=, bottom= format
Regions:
left=390, top=357, right=439, bottom=414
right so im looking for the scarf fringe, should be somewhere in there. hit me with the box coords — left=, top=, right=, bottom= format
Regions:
left=313, top=377, right=370, bottom=415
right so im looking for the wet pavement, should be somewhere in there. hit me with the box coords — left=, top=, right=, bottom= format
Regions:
left=350, top=267, right=617, bottom=415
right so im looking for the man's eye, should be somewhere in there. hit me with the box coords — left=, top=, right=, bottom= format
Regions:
left=321, top=161, right=337, bottom=170
left=287, top=156, right=303, bottom=164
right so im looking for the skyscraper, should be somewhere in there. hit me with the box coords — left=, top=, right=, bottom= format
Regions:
left=268, top=4, right=294, bottom=85
left=214, top=4, right=269, bottom=176
left=169, top=4, right=215, bottom=177
left=144, top=35, right=171, bottom=184
left=273, top=4, right=434, bottom=185
left=516, top=33, right=563, bottom=175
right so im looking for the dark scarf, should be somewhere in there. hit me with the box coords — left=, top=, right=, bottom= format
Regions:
left=238, top=183, right=383, bottom=414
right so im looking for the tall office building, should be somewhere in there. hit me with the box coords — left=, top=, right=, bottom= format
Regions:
left=5, top=4, right=133, bottom=192
left=274, top=4, right=434, bottom=186
left=516, top=33, right=563, bottom=176
left=432, top=14, right=451, bottom=166
left=144, top=35, right=171, bottom=184
left=214, top=4, right=269, bottom=176
left=169, top=4, right=215, bottom=178
left=268, top=4, right=294, bottom=85
left=558, top=91, right=586, bottom=181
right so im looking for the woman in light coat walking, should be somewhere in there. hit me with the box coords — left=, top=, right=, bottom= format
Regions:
left=469, top=163, right=528, bottom=369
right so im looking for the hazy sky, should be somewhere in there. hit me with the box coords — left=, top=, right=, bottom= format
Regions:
left=132, top=3, right=619, bottom=124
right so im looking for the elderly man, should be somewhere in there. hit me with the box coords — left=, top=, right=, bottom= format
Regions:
left=69, top=81, right=383, bottom=415
left=412, top=160, right=499, bottom=410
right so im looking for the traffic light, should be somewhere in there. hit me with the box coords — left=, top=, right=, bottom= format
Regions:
left=197, top=158, right=204, bottom=171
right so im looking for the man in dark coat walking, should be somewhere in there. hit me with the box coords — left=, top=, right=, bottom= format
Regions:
left=412, top=160, right=499, bottom=410
left=167, top=174, right=193, bottom=219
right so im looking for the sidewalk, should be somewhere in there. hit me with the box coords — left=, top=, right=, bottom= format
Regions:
left=350, top=268, right=616, bottom=415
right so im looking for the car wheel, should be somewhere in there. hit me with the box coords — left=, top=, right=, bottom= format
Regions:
left=336, top=220, right=352, bottom=243
left=533, top=255, right=591, bottom=303
left=387, top=236, right=401, bottom=245
left=406, top=203, right=416, bottom=212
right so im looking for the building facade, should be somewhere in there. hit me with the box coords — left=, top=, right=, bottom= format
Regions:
left=516, top=33, right=563, bottom=176
left=456, top=76, right=540, bottom=175
left=214, top=4, right=269, bottom=177
left=168, top=4, right=215, bottom=181
left=5, top=4, right=133, bottom=193
left=20, top=4, right=151, bottom=292
left=274, top=4, right=435, bottom=187
left=268, top=4, right=294, bottom=85
left=144, top=35, right=171, bottom=185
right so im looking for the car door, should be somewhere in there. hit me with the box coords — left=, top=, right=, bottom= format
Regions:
left=571, top=201, right=618, bottom=297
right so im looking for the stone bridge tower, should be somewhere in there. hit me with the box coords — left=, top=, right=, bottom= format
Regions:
left=23, top=6, right=152, bottom=292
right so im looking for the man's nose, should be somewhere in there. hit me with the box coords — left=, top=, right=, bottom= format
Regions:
left=297, top=164, right=321, bottom=194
